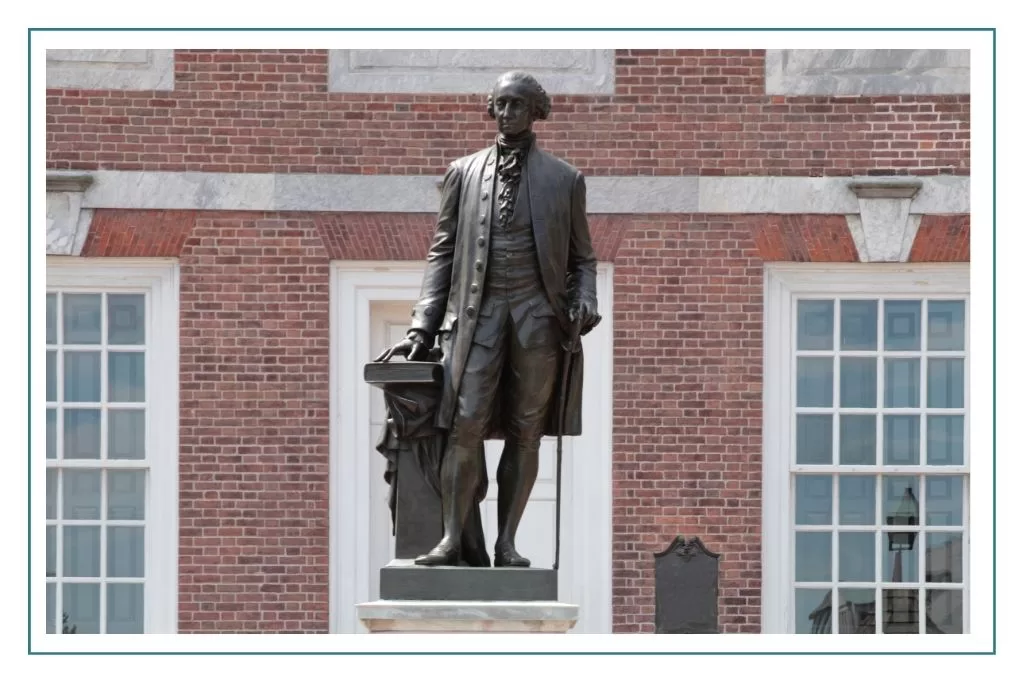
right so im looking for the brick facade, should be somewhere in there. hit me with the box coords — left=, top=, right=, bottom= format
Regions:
left=49, top=49, right=970, bottom=634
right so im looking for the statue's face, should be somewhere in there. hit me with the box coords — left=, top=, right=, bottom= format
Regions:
left=492, top=79, right=534, bottom=137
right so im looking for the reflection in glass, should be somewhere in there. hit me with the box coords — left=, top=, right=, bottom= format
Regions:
left=837, top=588, right=876, bottom=634
left=795, top=475, right=832, bottom=525
left=109, top=352, right=145, bottom=402
left=927, top=416, right=964, bottom=466
left=797, top=300, right=834, bottom=350
left=925, top=476, right=963, bottom=526
left=839, top=415, right=875, bottom=465
left=47, top=351, right=57, bottom=402
left=108, top=470, right=145, bottom=520
left=884, top=415, right=920, bottom=465
left=46, top=526, right=56, bottom=577
left=927, top=359, right=965, bottom=409
left=63, top=294, right=102, bottom=345
left=840, top=358, right=876, bottom=408
left=884, top=359, right=920, bottom=408
left=46, top=469, right=57, bottom=519
left=63, top=583, right=100, bottom=633
left=107, top=294, right=145, bottom=345
left=46, top=584, right=56, bottom=634
left=107, top=527, right=144, bottom=578
left=925, top=532, right=963, bottom=583
left=797, top=358, right=833, bottom=408
left=927, top=301, right=965, bottom=351
left=47, top=409, right=57, bottom=459
left=926, top=589, right=963, bottom=633
left=882, top=589, right=919, bottom=633
left=840, top=300, right=877, bottom=351
left=108, top=409, right=145, bottom=460
left=108, top=584, right=144, bottom=633
left=795, top=532, right=831, bottom=582
left=63, top=470, right=101, bottom=520
left=839, top=475, right=875, bottom=525
left=884, top=300, right=921, bottom=351
left=64, top=351, right=101, bottom=403
left=64, top=409, right=101, bottom=459
left=884, top=476, right=920, bottom=523
left=63, top=526, right=100, bottom=577
left=47, top=293, right=57, bottom=344
left=795, top=588, right=832, bottom=634
left=839, top=533, right=875, bottom=582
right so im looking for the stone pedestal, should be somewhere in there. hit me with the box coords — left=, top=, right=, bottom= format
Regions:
left=356, top=600, right=578, bottom=633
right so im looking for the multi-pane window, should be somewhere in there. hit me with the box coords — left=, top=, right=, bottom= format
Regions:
left=46, top=290, right=148, bottom=634
left=790, top=296, right=968, bottom=634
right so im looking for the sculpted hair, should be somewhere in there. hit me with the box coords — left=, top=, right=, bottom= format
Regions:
left=486, top=71, right=552, bottom=121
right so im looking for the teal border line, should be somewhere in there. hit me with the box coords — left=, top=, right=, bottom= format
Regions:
left=28, top=28, right=995, bottom=655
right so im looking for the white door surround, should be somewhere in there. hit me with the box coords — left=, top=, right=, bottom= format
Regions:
left=329, top=261, right=614, bottom=634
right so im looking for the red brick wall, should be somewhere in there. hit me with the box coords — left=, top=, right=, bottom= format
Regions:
left=176, top=213, right=331, bottom=633
left=46, top=49, right=969, bottom=176
left=908, top=214, right=971, bottom=262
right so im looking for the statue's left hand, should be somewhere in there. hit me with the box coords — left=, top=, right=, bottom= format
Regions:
left=568, top=299, right=602, bottom=338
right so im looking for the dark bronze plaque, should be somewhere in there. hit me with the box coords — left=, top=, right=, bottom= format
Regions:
left=654, top=536, right=720, bottom=634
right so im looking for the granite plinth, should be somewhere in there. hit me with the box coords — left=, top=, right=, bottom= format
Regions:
left=357, top=600, right=578, bottom=633
left=380, top=559, right=557, bottom=601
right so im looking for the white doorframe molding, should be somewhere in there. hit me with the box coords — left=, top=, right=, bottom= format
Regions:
left=329, top=261, right=614, bottom=634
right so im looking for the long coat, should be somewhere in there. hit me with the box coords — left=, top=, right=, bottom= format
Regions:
left=410, top=141, right=598, bottom=437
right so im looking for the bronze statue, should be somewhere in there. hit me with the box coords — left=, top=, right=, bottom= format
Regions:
left=375, top=71, right=601, bottom=568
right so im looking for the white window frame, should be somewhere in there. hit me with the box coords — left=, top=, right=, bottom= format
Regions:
left=42, top=257, right=179, bottom=635
left=762, top=262, right=970, bottom=634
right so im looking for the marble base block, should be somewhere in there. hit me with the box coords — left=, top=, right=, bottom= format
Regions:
left=356, top=600, right=579, bottom=633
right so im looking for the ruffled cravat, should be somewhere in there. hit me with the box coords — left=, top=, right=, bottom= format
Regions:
left=494, top=133, right=533, bottom=228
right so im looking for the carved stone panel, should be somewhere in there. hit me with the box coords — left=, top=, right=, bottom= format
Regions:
left=654, top=536, right=720, bottom=634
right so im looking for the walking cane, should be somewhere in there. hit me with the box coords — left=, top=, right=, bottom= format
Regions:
left=554, top=317, right=583, bottom=571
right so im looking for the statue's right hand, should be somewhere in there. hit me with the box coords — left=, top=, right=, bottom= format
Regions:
left=374, top=330, right=433, bottom=362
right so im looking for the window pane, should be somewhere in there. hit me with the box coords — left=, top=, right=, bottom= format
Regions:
left=797, top=358, right=833, bottom=408
left=108, top=294, right=145, bottom=345
left=926, top=589, right=963, bottom=633
left=839, top=532, right=875, bottom=582
left=108, top=409, right=145, bottom=460
left=46, top=583, right=56, bottom=634
left=46, top=526, right=56, bottom=577
left=925, top=476, right=963, bottom=526
left=883, top=543, right=919, bottom=584
left=63, top=294, right=102, bottom=345
left=925, top=532, right=963, bottom=583
left=884, top=415, right=920, bottom=466
left=795, top=588, right=832, bottom=634
left=63, top=470, right=101, bottom=520
left=46, top=469, right=57, bottom=519
left=884, top=300, right=921, bottom=351
left=883, top=476, right=921, bottom=525
left=837, top=588, right=875, bottom=634
left=928, top=301, right=965, bottom=352
left=797, top=300, right=833, bottom=350
left=795, top=475, right=832, bottom=524
left=840, top=300, right=877, bottom=351
left=108, top=584, right=144, bottom=634
left=882, top=589, right=919, bottom=633
left=62, top=583, right=100, bottom=633
left=47, top=351, right=57, bottom=402
left=927, top=359, right=965, bottom=409
left=927, top=416, right=964, bottom=466
left=63, top=526, right=100, bottom=577
left=839, top=475, right=875, bottom=525
left=839, top=415, right=876, bottom=465
left=64, top=351, right=101, bottom=403
left=108, top=527, right=144, bottom=578
left=108, top=470, right=145, bottom=520
left=840, top=357, right=876, bottom=408
left=884, top=358, right=920, bottom=408
left=109, top=352, right=145, bottom=403
left=47, top=409, right=57, bottom=459
left=64, top=409, right=100, bottom=459
left=47, top=293, right=57, bottom=344
left=796, top=415, right=832, bottom=465
left=795, top=532, right=831, bottom=582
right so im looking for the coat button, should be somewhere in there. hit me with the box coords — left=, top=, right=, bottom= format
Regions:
left=477, top=236, right=486, bottom=247
left=480, top=215, right=486, bottom=224
left=466, top=306, right=476, bottom=318
left=425, top=306, right=434, bottom=316
left=482, top=191, right=489, bottom=200
left=484, top=174, right=492, bottom=181
left=475, top=260, right=483, bottom=271
left=470, top=283, right=479, bottom=294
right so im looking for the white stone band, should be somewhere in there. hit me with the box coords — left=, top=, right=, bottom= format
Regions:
left=65, top=170, right=969, bottom=215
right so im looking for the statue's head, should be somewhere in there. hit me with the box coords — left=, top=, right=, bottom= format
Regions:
left=486, top=71, right=551, bottom=137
